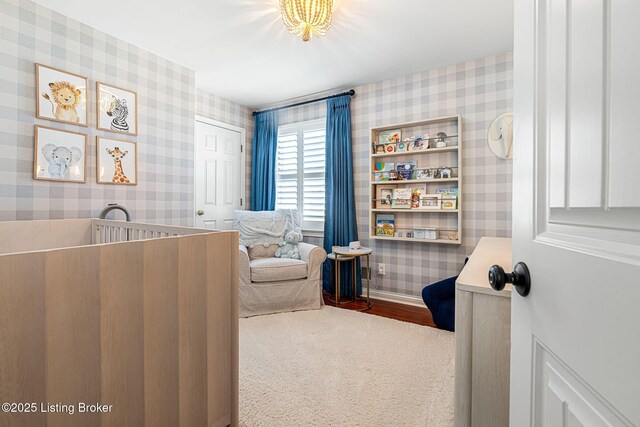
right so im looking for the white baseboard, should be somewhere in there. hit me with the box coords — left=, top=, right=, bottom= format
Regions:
left=360, top=289, right=425, bottom=308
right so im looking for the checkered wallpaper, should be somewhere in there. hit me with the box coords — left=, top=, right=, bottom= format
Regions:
left=1, top=0, right=511, bottom=297
left=196, top=89, right=254, bottom=209
left=277, top=52, right=513, bottom=297
left=0, top=0, right=196, bottom=225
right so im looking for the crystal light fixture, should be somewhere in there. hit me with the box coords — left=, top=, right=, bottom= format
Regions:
left=279, top=0, right=333, bottom=42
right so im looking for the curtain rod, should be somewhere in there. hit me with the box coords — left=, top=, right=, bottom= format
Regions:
left=252, top=89, right=355, bottom=116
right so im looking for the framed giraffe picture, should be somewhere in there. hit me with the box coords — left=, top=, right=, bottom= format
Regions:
left=96, top=82, right=138, bottom=136
left=96, top=137, right=138, bottom=185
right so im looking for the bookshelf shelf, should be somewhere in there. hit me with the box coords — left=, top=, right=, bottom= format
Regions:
left=371, top=209, right=459, bottom=213
left=370, top=236, right=462, bottom=245
left=371, top=178, right=459, bottom=185
left=370, top=115, right=462, bottom=245
left=371, top=146, right=459, bottom=158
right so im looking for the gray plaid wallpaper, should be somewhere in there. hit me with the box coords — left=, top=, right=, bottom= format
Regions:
left=278, top=52, right=513, bottom=297
left=0, top=0, right=195, bottom=225
left=196, top=89, right=254, bottom=209
left=1, top=0, right=511, bottom=298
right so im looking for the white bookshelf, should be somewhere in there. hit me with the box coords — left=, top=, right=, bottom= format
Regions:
left=369, top=115, right=463, bottom=244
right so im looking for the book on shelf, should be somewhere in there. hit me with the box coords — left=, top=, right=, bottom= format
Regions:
left=375, top=162, right=395, bottom=172
left=396, top=141, right=409, bottom=152
left=376, top=214, right=395, bottom=236
left=437, top=187, right=459, bottom=209
left=373, top=162, right=395, bottom=182
left=441, top=196, right=457, bottom=209
left=397, top=160, right=417, bottom=180
left=436, top=187, right=459, bottom=196
left=391, top=188, right=412, bottom=209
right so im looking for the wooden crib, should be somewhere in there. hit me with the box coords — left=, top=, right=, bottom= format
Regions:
left=0, top=219, right=238, bottom=427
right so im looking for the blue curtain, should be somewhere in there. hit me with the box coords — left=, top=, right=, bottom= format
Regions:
left=251, top=110, right=279, bottom=211
left=323, top=95, right=361, bottom=298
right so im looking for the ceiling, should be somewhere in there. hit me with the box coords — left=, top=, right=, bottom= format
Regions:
left=33, top=0, right=514, bottom=108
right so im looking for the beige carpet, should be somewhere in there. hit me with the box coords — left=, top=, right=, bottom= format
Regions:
left=239, top=306, right=455, bottom=426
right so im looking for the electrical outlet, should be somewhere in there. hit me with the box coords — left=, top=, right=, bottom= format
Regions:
left=378, top=263, right=386, bottom=276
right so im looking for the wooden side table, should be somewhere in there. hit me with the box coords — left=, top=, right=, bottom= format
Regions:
left=330, top=246, right=373, bottom=310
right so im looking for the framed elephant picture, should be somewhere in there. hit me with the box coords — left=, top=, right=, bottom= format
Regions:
left=96, top=137, right=138, bottom=185
left=36, top=64, right=89, bottom=126
left=97, top=82, right=138, bottom=136
left=33, top=125, right=87, bottom=183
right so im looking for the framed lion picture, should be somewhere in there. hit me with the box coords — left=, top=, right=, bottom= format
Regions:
left=97, top=82, right=138, bottom=136
left=36, top=64, right=89, bottom=126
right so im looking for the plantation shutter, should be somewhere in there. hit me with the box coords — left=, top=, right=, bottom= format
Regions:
left=302, top=123, right=326, bottom=229
left=275, top=128, right=298, bottom=210
left=275, top=119, right=326, bottom=231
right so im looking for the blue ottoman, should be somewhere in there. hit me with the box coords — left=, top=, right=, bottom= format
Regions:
left=422, top=276, right=457, bottom=332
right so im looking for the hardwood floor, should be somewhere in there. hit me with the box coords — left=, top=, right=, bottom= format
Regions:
left=322, top=291, right=436, bottom=328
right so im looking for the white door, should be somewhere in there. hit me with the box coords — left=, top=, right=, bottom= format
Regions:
left=194, top=117, right=245, bottom=229
left=511, top=0, right=640, bottom=425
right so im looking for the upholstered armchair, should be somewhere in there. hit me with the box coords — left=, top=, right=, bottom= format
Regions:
left=234, top=210, right=327, bottom=317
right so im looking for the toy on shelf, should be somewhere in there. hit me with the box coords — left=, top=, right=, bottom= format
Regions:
left=435, top=132, right=448, bottom=148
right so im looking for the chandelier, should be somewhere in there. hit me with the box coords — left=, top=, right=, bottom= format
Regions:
left=279, top=0, right=334, bottom=42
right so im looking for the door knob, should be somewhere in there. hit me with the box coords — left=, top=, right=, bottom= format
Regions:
left=196, top=210, right=205, bottom=216
left=488, top=262, right=531, bottom=296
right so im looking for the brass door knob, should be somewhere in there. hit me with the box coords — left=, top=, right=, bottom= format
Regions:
left=196, top=210, right=205, bottom=216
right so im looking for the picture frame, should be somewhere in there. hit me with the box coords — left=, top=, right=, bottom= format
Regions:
left=96, top=137, right=138, bottom=185
left=97, top=82, right=138, bottom=136
left=419, top=193, right=442, bottom=210
left=378, top=129, right=401, bottom=144
left=372, top=143, right=386, bottom=154
left=36, top=64, right=89, bottom=126
left=33, top=125, right=87, bottom=183
left=414, top=168, right=433, bottom=180
left=376, top=184, right=398, bottom=208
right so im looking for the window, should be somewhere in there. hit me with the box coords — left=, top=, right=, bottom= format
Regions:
left=275, top=119, right=326, bottom=232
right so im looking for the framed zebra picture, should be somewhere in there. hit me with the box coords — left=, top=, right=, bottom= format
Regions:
left=97, top=82, right=138, bottom=136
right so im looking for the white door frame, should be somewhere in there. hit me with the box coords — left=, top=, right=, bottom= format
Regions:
left=194, top=115, right=247, bottom=226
